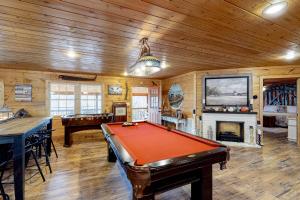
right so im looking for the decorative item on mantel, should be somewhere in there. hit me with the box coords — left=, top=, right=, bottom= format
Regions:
left=240, top=106, right=249, bottom=112
left=202, top=107, right=216, bottom=112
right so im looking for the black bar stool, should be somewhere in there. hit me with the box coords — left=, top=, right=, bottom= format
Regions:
left=44, top=129, right=58, bottom=159
left=36, top=129, right=58, bottom=159
left=25, top=135, right=47, bottom=181
left=0, top=144, right=13, bottom=200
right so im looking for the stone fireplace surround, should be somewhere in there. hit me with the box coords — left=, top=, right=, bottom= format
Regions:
left=202, top=111, right=260, bottom=148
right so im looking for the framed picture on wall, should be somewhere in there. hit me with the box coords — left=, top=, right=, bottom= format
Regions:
left=15, top=84, right=32, bottom=102
left=108, top=85, right=122, bottom=95
left=168, top=83, right=184, bottom=109
left=205, top=76, right=249, bottom=106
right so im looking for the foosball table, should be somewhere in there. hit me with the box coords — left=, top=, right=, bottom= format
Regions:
left=61, top=113, right=113, bottom=147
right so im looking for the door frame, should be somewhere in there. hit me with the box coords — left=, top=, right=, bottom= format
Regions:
left=148, top=86, right=161, bottom=124
left=259, top=75, right=300, bottom=144
left=131, top=87, right=149, bottom=122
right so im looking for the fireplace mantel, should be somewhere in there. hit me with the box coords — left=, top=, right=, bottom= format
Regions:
left=201, top=112, right=260, bottom=148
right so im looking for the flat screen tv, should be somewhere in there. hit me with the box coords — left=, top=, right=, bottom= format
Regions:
left=205, top=76, right=249, bottom=106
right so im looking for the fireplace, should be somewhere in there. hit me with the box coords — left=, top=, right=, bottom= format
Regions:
left=216, top=121, right=244, bottom=142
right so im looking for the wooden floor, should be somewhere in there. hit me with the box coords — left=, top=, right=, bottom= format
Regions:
left=4, top=130, right=300, bottom=200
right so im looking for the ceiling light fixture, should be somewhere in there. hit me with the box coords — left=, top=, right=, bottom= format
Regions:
left=284, top=50, right=296, bottom=60
left=262, top=1, right=288, bottom=16
left=66, top=50, right=78, bottom=58
left=128, top=38, right=161, bottom=76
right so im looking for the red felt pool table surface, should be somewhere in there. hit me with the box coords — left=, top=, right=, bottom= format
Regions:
left=106, top=122, right=221, bottom=165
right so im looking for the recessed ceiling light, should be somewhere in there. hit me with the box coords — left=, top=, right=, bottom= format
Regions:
left=161, top=61, right=167, bottom=69
left=284, top=50, right=296, bottom=60
left=123, top=72, right=128, bottom=76
left=262, top=1, right=288, bottom=16
left=66, top=50, right=78, bottom=58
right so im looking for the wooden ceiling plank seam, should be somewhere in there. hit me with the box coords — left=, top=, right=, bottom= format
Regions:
left=145, top=0, right=300, bottom=46
left=104, top=0, right=300, bottom=48
left=0, top=3, right=274, bottom=57
left=191, top=0, right=300, bottom=43
left=226, top=0, right=300, bottom=38
left=64, top=0, right=298, bottom=51
left=2, top=12, right=262, bottom=58
left=0, top=18, right=267, bottom=64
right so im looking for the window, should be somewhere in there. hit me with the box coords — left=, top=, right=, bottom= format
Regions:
left=80, top=84, right=102, bottom=114
left=49, top=82, right=102, bottom=116
left=132, top=87, right=148, bottom=121
left=49, top=83, right=75, bottom=116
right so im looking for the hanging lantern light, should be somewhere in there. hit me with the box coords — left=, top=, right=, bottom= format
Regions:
left=128, top=38, right=161, bottom=76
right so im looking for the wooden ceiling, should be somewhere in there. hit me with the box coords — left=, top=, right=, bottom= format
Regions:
left=1, top=0, right=300, bottom=78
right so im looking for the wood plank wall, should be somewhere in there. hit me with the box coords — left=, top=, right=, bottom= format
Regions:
left=0, top=68, right=161, bottom=121
left=162, top=65, right=300, bottom=130
left=162, top=72, right=196, bottom=118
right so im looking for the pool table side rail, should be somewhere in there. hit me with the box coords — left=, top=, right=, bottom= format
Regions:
left=62, top=113, right=113, bottom=126
left=101, top=122, right=230, bottom=170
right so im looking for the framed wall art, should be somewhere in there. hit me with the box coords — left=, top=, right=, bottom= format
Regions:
left=108, top=85, right=122, bottom=95
left=205, top=76, right=249, bottom=106
left=15, top=84, right=32, bottom=102
left=168, top=83, right=184, bottom=109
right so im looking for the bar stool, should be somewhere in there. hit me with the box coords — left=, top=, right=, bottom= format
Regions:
left=0, top=144, right=13, bottom=200
left=24, top=128, right=57, bottom=181
left=25, top=135, right=47, bottom=181
left=42, top=129, right=58, bottom=159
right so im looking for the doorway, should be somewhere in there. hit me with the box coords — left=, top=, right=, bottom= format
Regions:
left=262, top=78, right=297, bottom=143
left=131, top=86, right=161, bottom=123
left=132, top=87, right=149, bottom=122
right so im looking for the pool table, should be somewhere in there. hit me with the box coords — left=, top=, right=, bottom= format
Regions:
left=62, top=113, right=113, bottom=147
left=101, top=121, right=230, bottom=200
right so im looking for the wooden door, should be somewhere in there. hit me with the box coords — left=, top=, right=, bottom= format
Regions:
left=148, top=87, right=161, bottom=124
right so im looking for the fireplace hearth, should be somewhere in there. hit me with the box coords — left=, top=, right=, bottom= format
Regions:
left=216, top=121, right=244, bottom=142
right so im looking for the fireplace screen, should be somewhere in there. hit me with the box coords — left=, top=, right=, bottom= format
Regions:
left=216, top=121, right=244, bottom=142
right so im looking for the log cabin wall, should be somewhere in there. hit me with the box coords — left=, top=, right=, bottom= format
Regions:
left=162, top=71, right=196, bottom=118
left=0, top=68, right=161, bottom=133
left=162, top=65, right=300, bottom=133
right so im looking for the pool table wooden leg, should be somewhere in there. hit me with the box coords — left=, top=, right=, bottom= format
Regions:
left=132, top=193, right=154, bottom=200
left=191, top=165, right=212, bottom=200
left=64, top=127, right=72, bottom=147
